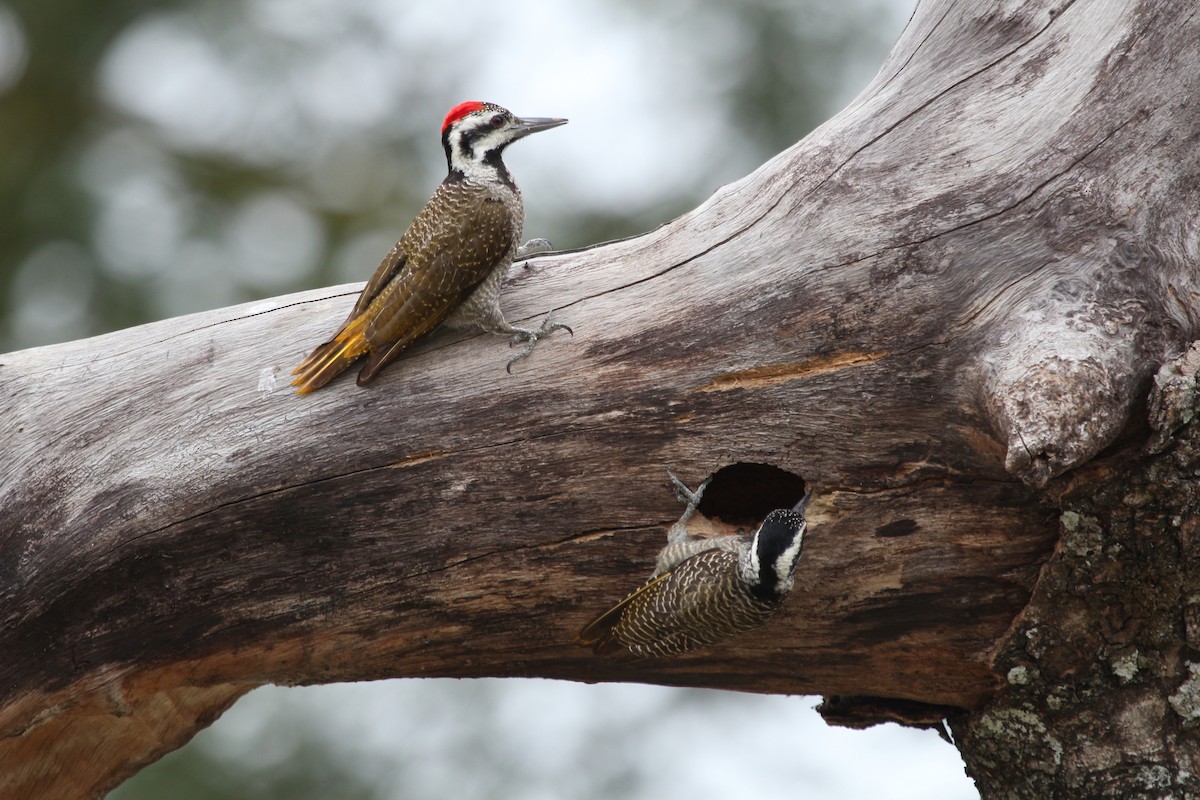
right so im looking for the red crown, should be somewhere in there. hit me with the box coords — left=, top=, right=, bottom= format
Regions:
left=442, top=101, right=486, bottom=133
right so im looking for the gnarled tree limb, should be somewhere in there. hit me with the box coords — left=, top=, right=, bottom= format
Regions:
left=3, top=0, right=1199, bottom=797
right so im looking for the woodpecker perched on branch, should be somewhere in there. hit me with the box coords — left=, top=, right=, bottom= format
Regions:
left=578, top=472, right=811, bottom=658
left=291, top=101, right=571, bottom=394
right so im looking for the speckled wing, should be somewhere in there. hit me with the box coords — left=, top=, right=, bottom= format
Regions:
left=579, top=549, right=778, bottom=658
left=348, top=238, right=407, bottom=322
left=355, top=183, right=516, bottom=383
left=577, top=571, right=674, bottom=655
left=290, top=181, right=515, bottom=393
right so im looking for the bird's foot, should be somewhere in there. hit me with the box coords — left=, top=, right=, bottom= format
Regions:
left=665, top=469, right=712, bottom=544
left=516, top=238, right=553, bottom=258
left=667, top=470, right=710, bottom=509
left=506, top=313, right=573, bottom=373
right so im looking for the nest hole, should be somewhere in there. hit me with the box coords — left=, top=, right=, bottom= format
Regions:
left=695, top=462, right=806, bottom=528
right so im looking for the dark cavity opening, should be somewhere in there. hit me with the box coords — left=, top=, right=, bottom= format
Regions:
left=696, top=462, right=806, bottom=528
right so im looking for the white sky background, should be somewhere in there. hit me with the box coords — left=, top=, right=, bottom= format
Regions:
left=96, top=0, right=816, bottom=206
left=68, top=0, right=982, bottom=796
left=193, top=679, right=977, bottom=799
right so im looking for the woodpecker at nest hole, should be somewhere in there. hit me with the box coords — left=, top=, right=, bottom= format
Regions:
left=291, top=100, right=571, bottom=394
left=578, top=471, right=811, bottom=658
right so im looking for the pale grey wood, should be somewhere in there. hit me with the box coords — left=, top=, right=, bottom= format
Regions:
left=3, top=0, right=1199, bottom=797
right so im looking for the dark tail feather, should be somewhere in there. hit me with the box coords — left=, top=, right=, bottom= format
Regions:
left=576, top=607, right=624, bottom=656
left=576, top=579, right=664, bottom=656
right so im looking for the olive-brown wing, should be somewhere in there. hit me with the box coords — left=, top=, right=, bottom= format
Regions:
left=355, top=186, right=516, bottom=383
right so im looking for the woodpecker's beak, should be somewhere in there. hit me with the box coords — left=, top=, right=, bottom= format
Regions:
left=792, top=490, right=814, bottom=515
left=512, top=116, right=568, bottom=140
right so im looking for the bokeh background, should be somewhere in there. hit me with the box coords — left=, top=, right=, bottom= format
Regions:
left=2, top=0, right=980, bottom=796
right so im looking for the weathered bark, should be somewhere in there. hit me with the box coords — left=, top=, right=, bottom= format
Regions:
left=2, top=0, right=1198, bottom=797
left=951, top=345, right=1200, bottom=798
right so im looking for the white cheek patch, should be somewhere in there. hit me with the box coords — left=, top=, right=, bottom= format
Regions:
left=449, top=124, right=511, bottom=182
left=474, top=128, right=508, bottom=153
left=773, top=525, right=806, bottom=584
left=747, top=545, right=762, bottom=581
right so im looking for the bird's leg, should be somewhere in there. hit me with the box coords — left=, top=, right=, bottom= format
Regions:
left=465, top=295, right=573, bottom=371
left=515, top=238, right=553, bottom=258
left=665, top=470, right=712, bottom=545
left=506, top=314, right=573, bottom=373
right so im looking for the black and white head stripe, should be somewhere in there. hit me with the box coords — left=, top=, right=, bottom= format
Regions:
left=439, top=101, right=567, bottom=187
left=441, top=101, right=520, bottom=184
left=746, top=508, right=807, bottom=602
left=446, top=103, right=511, bottom=178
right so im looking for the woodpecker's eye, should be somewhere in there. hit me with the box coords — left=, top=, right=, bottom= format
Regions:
left=489, top=114, right=506, bottom=128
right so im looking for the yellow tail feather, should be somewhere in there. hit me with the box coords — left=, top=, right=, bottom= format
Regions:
left=291, top=316, right=371, bottom=394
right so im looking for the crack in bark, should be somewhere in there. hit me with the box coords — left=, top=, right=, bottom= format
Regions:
left=950, top=271, right=1043, bottom=334
left=9, top=290, right=365, bottom=378
left=821, top=112, right=1141, bottom=284
left=884, top=3, right=955, bottom=86
left=820, top=0, right=1079, bottom=201
left=91, top=420, right=648, bottom=563
left=821, top=473, right=1015, bottom=496
left=696, top=352, right=889, bottom=392
left=390, top=522, right=663, bottom=585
